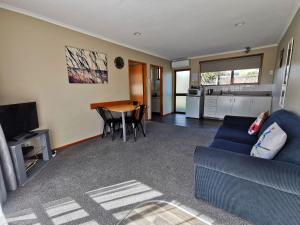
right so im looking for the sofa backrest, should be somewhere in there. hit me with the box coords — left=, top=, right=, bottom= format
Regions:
left=260, top=109, right=300, bottom=165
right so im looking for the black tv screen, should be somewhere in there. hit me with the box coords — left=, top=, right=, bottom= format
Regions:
left=0, top=102, right=39, bottom=141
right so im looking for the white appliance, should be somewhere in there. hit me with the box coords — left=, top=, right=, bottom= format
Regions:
left=188, top=88, right=202, bottom=96
left=186, top=88, right=204, bottom=119
left=171, top=59, right=191, bottom=69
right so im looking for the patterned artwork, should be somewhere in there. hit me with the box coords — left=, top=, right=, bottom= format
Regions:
left=65, top=46, right=108, bottom=83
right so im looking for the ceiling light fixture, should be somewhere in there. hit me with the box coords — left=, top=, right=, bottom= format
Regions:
left=235, top=22, right=245, bottom=28
left=133, top=32, right=142, bottom=36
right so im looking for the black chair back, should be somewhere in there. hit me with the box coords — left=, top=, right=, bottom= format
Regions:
left=96, top=107, right=113, bottom=122
left=136, top=105, right=146, bottom=122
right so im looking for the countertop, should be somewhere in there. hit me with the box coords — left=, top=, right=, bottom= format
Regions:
left=205, top=91, right=272, bottom=97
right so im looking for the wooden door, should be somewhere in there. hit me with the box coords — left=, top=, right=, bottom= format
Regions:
left=129, top=64, right=144, bottom=104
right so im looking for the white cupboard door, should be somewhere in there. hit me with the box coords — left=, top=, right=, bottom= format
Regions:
left=231, top=97, right=252, bottom=117
left=186, top=97, right=200, bottom=118
left=204, top=96, right=217, bottom=118
left=216, top=96, right=233, bottom=119
left=250, top=97, right=272, bottom=117
left=151, top=98, right=160, bottom=113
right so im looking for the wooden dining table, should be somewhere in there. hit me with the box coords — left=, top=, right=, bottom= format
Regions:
left=90, top=100, right=146, bottom=142
left=106, top=104, right=140, bottom=142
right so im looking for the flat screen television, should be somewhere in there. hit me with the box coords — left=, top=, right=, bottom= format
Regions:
left=0, top=102, right=39, bottom=141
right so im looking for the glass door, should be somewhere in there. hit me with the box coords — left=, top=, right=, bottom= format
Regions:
left=175, top=70, right=190, bottom=113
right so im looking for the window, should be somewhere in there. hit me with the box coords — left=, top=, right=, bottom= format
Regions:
left=200, top=54, right=262, bottom=85
left=201, top=71, right=231, bottom=85
left=233, top=68, right=260, bottom=84
left=201, top=69, right=260, bottom=85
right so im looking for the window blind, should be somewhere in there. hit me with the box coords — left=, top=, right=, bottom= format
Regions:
left=200, top=55, right=262, bottom=73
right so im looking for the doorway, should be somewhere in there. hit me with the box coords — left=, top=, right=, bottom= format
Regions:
left=128, top=60, right=148, bottom=118
left=174, top=70, right=190, bottom=113
left=150, top=65, right=163, bottom=117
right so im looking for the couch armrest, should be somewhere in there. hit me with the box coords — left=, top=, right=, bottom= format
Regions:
left=194, top=146, right=300, bottom=195
left=223, top=115, right=256, bottom=130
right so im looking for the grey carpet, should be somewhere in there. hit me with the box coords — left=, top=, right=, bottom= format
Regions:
left=3, top=121, right=252, bottom=225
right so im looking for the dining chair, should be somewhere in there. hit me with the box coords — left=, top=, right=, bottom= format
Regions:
left=96, top=107, right=122, bottom=140
left=125, top=105, right=146, bottom=141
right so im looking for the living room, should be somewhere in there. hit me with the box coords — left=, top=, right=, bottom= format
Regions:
left=0, top=1, right=300, bottom=225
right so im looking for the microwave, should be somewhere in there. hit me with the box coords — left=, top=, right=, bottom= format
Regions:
left=188, top=88, right=203, bottom=96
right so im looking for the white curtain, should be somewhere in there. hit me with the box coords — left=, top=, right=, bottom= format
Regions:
left=0, top=204, right=7, bottom=225
left=0, top=124, right=17, bottom=204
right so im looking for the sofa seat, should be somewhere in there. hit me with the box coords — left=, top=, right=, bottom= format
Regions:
left=210, top=138, right=252, bottom=155
left=194, top=110, right=300, bottom=225
left=214, top=126, right=257, bottom=145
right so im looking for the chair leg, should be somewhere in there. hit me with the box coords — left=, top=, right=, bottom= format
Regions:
left=102, top=123, right=106, bottom=138
left=140, top=122, right=146, bottom=137
left=111, top=123, right=115, bottom=141
left=133, top=124, right=137, bottom=141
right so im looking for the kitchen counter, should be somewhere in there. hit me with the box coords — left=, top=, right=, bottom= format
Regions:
left=206, top=91, right=272, bottom=97
left=207, top=94, right=271, bottom=97
left=204, top=94, right=272, bottom=119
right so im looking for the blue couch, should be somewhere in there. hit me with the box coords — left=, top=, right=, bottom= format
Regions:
left=194, top=110, right=300, bottom=225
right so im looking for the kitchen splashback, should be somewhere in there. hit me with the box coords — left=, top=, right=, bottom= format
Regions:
left=203, top=84, right=273, bottom=93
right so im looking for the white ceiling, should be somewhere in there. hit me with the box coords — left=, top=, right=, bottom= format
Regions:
left=1, top=0, right=300, bottom=60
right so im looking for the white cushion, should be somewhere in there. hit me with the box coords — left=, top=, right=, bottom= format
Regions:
left=250, top=122, right=287, bottom=159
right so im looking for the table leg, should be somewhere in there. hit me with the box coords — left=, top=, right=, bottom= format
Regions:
left=121, top=112, right=126, bottom=142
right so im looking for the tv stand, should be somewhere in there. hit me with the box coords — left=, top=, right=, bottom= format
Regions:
left=8, top=130, right=52, bottom=186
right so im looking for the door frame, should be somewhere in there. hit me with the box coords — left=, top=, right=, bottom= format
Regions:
left=150, top=64, right=164, bottom=116
left=174, top=69, right=191, bottom=113
left=128, top=60, right=148, bottom=118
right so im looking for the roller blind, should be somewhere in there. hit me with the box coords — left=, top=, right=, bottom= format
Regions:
left=200, top=55, right=262, bottom=73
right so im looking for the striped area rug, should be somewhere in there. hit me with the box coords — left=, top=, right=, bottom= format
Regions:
left=117, top=200, right=212, bottom=225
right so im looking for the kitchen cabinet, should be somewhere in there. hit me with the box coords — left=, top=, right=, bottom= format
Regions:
left=231, top=96, right=252, bottom=117
left=250, top=97, right=272, bottom=117
left=216, top=96, right=233, bottom=119
left=203, top=96, right=218, bottom=118
left=204, top=95, right=272, bottom=119
left=152, top=97, right=160, bottom=113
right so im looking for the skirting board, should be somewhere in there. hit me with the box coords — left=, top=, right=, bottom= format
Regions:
left=54, top=135, right=101, bottom=152
left=163, top=112, right=173, bottom=116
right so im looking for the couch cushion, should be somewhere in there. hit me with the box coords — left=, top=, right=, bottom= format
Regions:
left=258, top=110, right=300, bottom=165
left=210, top=138, right=252, bottom=155
left=215, top=126, right=258, bottom=145
left=274, top=139, right=300, bottom=165
left=259, top=109, right=300, bottom=138
left=251, top=122, right=287, bottom=159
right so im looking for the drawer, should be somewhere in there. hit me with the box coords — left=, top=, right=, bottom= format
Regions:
left=205, top=98, right=217, bottom=102
left=204, top=106, right=217, bottom=113
left=204, top=101, right=217, bottom=107
left=204, top=112, right=216, bottom=118
left=205, top=98, right=217, bottom=104
left=205, top=96, right=218, bottom=100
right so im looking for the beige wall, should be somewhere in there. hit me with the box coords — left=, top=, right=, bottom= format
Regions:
left=272, top=8, right=300, bottom=114
left=0, top=8, right=172, bottom=148
left=188, top=46, right=278, bottom=86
